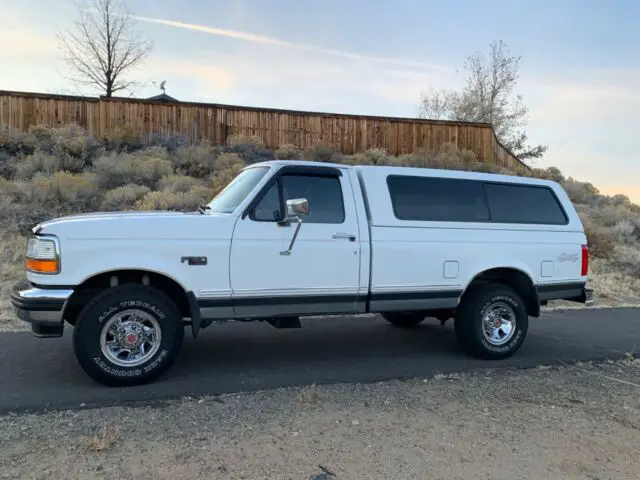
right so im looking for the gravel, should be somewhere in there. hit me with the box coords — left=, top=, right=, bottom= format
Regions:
left=1, top=359, right=639, bottom=479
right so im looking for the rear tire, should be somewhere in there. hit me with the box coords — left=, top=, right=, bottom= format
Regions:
left=72, top=284, right=184, bottom=387
left=454, top=283, right=528, bottom=359
left=382, top=312, right=425, bottom=329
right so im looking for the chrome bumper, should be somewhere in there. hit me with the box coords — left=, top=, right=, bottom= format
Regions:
left=10, top=280, right=74, bottom=337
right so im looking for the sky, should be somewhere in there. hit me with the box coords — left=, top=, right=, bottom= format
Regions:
left=1, top=0, right=639, bottom=203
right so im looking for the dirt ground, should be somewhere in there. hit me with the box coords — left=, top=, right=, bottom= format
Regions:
left=1, top=358, right=638, bottom=480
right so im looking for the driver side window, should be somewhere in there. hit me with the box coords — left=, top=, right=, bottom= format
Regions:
left=251, top=173, right=345, bottom=224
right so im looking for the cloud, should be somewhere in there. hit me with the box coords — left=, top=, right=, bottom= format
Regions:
left=134, top=16, right=448, bottom=71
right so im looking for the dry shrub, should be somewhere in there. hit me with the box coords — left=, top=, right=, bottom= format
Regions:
left=226, top=134, right=265, bottom=148
left=190, top=185, right=215, bottom=203
left=580, top=214, right=615, bottom=259
left=0, top=149, right=16, bottom=178
left=16, top=149, right=86, bottom=179
left=529, top=166, right=565, bottom=183
left=171, top=143, right=218, bottom=177
left=103, top=125, right=144, bottom=151
left=86, top=425, right=120, bottom=453
left=134, top=191, right=203, bottom=211
left=147, top=132, right=189, bottom=152
left=598, top=204, right=636, bottom=227
left=275, top=143, right=302, bottom=160
left=101, top=184, right=151, bottom=211
left=223, top=134, right=274, bottom=164
left=431, top=143, right=477, bottom=170
left=29, top=172, right=101, bottom=212
left=347, top=148, right=395, bottom=166
left=563, top=178, right=600, bottom=205
left=0, top=232, right=27, bottom=268
left=612, top=244, right=640, bottom=277
left=302, top=143, right=345, bottom=163
left=18, top=124, right=100, bottom=159
left=0, top=172, right=101, bottom=233
left=93, top=150, right=173, bottom=189
left=157, top=175, right=204, bottom=193
left=588, top=257, right=640, bottom=300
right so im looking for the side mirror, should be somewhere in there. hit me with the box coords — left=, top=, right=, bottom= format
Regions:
left=280, top=198, right=309, bottom=256
left=286, top=198, right=309, bottom=217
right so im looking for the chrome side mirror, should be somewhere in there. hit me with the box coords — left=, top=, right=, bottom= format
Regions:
left=281, top=198, right=308, bottom=256
left=286, top=198, right=309, bottom=217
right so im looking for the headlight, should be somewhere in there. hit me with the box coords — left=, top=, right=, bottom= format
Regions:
left=25, top=236, right=60, bottom=274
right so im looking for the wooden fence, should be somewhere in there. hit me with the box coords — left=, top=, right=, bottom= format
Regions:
left=0, top=89, right=529, bottom=172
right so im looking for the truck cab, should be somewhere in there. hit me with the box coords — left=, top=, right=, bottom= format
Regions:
left=11, top=160, right=593, bottom=386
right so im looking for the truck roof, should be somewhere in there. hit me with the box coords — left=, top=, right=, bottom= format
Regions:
left=250, top=159, right=555, bottom=188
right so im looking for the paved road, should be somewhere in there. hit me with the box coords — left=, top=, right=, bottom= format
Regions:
left=0, top=308, right=638, bottom=414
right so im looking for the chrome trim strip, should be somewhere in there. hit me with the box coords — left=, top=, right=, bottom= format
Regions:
left=15, top=286, right=74, bottom=301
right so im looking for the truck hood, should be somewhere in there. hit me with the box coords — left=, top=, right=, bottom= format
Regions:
left=34, top=210, right=235, bottom=240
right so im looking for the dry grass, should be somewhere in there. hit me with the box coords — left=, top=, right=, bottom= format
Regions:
left=85, top=424, right=120, bottom=453
left=296, top=385, right=322, bottom=408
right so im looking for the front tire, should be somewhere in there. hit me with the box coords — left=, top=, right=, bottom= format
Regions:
left=454, top=283, right=528, bottom=360
left=72, top=284, right=185, bottom=387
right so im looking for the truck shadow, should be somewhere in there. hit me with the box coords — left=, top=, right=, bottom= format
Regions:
left=177, top=318, right=460, bottom=372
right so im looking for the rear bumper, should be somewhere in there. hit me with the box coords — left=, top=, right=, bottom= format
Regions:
left=537, top=282, right=594, bottom=307
left=10, top=280, right=74, bottom=337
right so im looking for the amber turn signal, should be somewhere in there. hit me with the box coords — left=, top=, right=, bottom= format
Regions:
left=25, top=258, right=60, bottom=274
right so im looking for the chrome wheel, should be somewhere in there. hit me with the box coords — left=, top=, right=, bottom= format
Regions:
left=100, top=309, right=162, bottom=367
left=481, top=301, right=516, bottom=346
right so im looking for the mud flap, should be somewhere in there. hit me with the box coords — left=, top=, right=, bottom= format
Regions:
left=186, top=291, right=203, bottom=338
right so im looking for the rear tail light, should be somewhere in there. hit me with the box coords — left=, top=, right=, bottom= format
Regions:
left=581, top=244, right=589, bottom=276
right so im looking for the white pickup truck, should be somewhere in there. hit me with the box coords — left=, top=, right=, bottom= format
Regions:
left=11, top=159, right=593, bottom=386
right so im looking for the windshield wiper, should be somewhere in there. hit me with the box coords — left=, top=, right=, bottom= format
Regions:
left=197, top=204, right=211, bottom=214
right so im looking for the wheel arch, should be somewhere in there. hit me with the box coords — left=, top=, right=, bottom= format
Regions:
left=63, top=268, right=194, bottom=326
left=462, top=266, right=540, bottom=317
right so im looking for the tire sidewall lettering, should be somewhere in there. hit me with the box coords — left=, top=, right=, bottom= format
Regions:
left=92, top=348, right=169, bottom=377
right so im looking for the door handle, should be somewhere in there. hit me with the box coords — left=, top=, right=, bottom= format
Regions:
left=332, top=233, right=356, bottom=241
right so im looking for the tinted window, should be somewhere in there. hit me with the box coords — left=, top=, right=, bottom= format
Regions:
left=251, top=174, right=345, bottom=224
left=387, top=175, right=490, bottom=222
left=484, top=183, right=567, bottom=224
left=281, top=174, right=345, bottom=223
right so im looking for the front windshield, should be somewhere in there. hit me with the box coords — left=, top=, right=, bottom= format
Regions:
left=207, top=166, right=271, bottom=214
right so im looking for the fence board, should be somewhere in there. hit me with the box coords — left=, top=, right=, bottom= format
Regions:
left=0, top=90, right=529, bottom=172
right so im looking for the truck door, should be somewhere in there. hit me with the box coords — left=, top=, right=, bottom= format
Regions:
left=229, top=165, right=362, bottom=318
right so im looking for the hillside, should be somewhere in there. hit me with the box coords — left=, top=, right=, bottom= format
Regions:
left=1, top=124, right=639, bottom=329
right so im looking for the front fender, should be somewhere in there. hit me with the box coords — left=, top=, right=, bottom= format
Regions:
left=28, top=242, right=212, bottom=294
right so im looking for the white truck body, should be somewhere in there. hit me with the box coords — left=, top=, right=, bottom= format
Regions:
left=11, top=160, right=593, bottom=386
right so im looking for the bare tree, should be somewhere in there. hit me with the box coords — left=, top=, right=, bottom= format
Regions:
left=58, top=0, right=153, bottom=97
left=418, top=40, right=547, bottom=161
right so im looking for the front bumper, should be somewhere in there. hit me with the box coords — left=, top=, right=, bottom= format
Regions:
left=10, top=280, right=74, bottom=337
